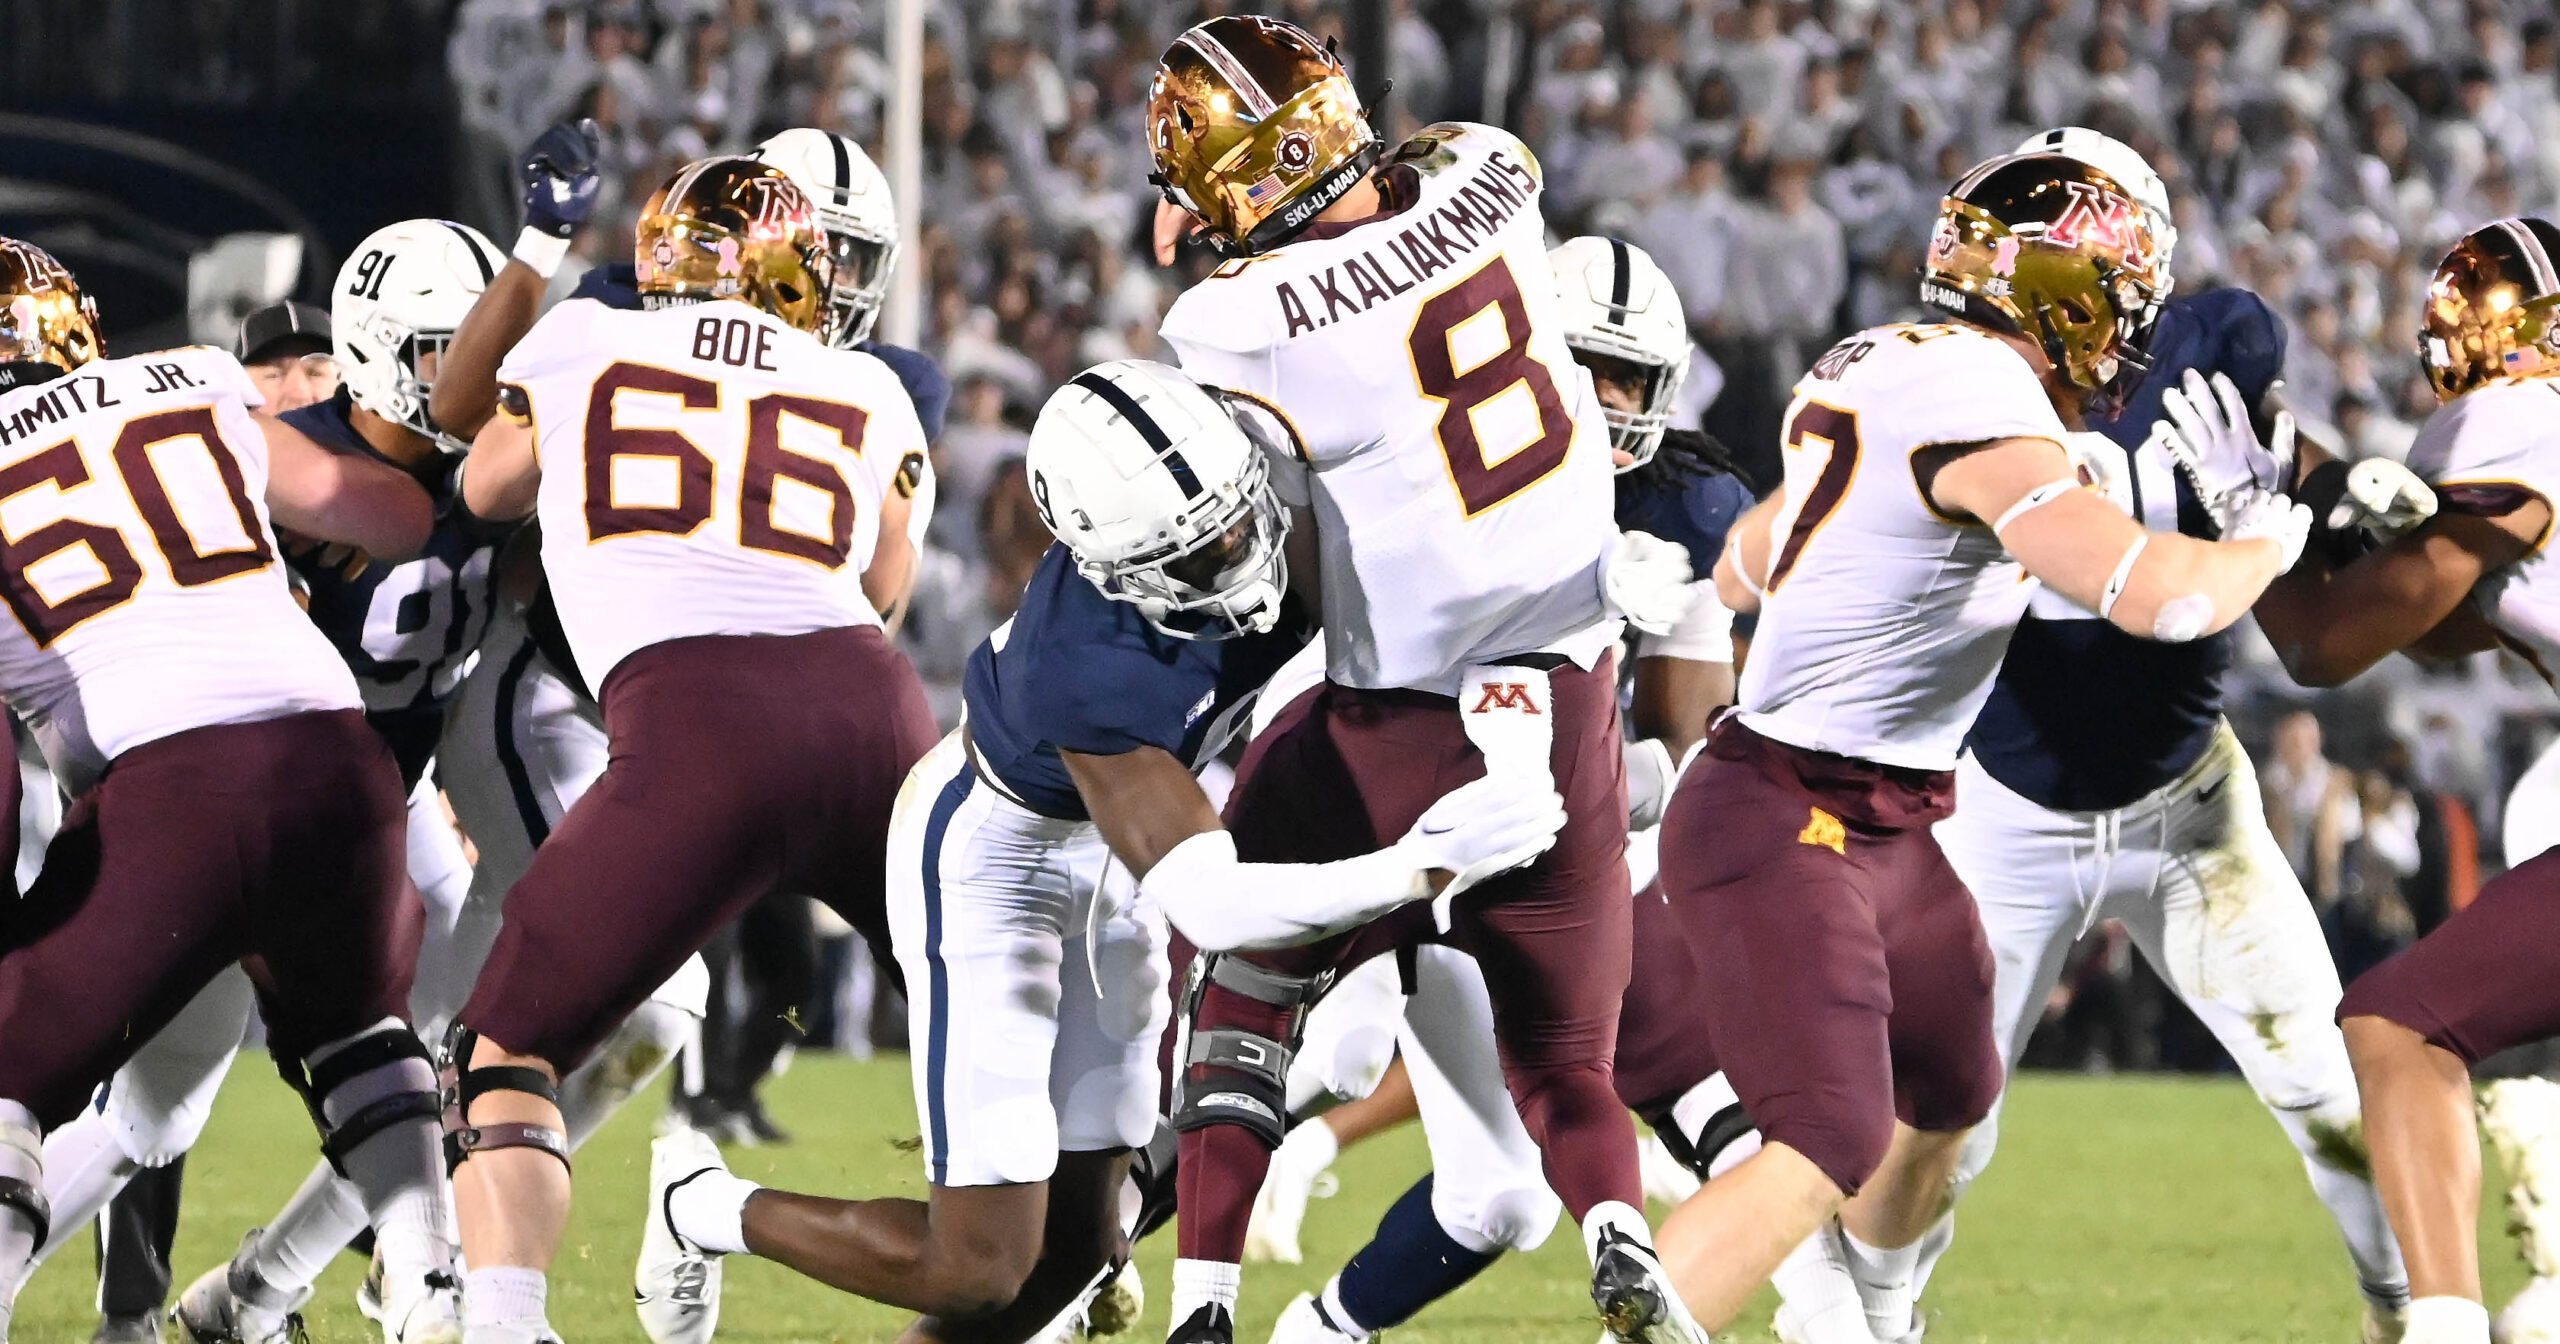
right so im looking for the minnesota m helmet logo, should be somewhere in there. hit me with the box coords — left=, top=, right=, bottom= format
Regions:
left=2043, top=181, right=2152, bottom=270
left=1469, top=682, right=1544, bottom=715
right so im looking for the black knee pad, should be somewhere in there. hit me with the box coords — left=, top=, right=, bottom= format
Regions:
left=1646, top=1093, right=1758, bottom=1182
left=438, top=1023, right=571, bottom=1174
left=280, top=1023, right=442, bottom=1178
left=1170, top=955, right=1330, bottom=1147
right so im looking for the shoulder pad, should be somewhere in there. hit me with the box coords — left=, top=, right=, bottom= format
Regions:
left=1390, top=122, right=1536, bottom=185
left=1161, top=272, right=1283, bottom=357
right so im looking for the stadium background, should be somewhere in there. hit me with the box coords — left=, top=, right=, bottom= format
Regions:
left=0, top=0, right=2554, bottom=1337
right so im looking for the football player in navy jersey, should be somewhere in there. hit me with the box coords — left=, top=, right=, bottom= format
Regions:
left=1896, top=131, right=2410, bottom=1344
left=629, top=360, right=1565, bottom=1344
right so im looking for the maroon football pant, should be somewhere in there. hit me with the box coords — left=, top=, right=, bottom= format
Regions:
left=0, top=710, right=417, bottom=1127
left=2339, top=842, right=2560, bottom=1063
left=461, top=625, right=936, bottom=1073
left=1612, top=875, right=1722, bottom=1121
left=1176, top=656, right=1637, bottom=1262
left=1659, top=718, right=2000, bottom=1196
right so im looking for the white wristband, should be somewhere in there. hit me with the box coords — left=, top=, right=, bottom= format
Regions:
left=2097, top=533, right=2149, bottom=620
left=512, top=227, right=572, bottom=278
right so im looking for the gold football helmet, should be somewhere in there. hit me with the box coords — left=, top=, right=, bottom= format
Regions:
left=1147, top=16, right=1381, bottom=256
left=0, top=237, right=103, bottom=372
left=2421, top=217, right=2560, bottom=402
left=1921, top=153, right=2169, bottom=412
left=634, top=157, right=835, bottom=337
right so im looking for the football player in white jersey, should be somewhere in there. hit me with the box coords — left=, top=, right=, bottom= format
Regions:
left=0, top=238, right=459, bottom=1344
left=1142, top=16, right=1703, bottom=1343
left=1652, top=152, right=2309, bottom=1331
left=2241, top=217, right=2560, bottom=1344
left=441, top=156, right=938, bottom=1344
left=1900, top=128, right=2413, bottom=1344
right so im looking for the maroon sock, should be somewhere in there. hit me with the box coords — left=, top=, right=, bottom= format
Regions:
left=1175, top=1121, right=1276, bottom=1261
left=1510, top=1064, right=1641, bottom=1221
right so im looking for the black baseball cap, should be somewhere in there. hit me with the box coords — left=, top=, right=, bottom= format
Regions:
left=234, top=301, right=333, bottom=365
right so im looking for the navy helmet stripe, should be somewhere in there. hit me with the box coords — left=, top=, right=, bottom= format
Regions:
left=828, top=131, right=853, bottom=196
left=1607, top=237, right=1632, bottom=325
left=1074, top=372, right=1204, bottom=499
left=443, top=222, right=496, bottom=285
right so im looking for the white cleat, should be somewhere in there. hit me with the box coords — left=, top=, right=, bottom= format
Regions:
left=2499, top=1279, right=2560, bottom=1344
left=1269, top=1293, right=1362, bottom=1342
left=1246, top=1126, right=1338, bottom=1265
left=1080, top=1261, right=1143, bottom=1338
left=170, top=1231, right=313, bottom=1344
left=1590, top=1223, right=1713, bottom=1344
left=637, top=1129, right=728, bottom=1344
left=376, top=1263, right=464, bottom=1344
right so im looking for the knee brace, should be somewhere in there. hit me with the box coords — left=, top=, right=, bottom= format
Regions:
left=281, top=1021, right=442, bottom=1178
left=1172, top=954, right=1331, bottom=1148
left=437, top=1023, right=570, bottom=1174
left=1129, top=1120, right=1180, bottom=1243
left=0, top=1103, right=47, bottom=1249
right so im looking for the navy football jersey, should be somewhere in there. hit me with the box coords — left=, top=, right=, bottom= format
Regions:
left=1614, top=447, right=1754, bottom=589
left=282, top=391, right=499, bottom=785
left=571, top=261, right=949, bottom=437
left=963, top=544, right=1315, bottom=821
left=1966, top=288, right=2285, bottom=811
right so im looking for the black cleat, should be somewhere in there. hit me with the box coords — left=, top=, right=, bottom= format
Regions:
left=1166, top=1302, right=1236, bottom=1344
left=1590, top=1225, right=1711, bottom=1343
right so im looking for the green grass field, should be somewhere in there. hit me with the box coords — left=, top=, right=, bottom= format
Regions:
left=14, top=1058, right=2528, bottom=1342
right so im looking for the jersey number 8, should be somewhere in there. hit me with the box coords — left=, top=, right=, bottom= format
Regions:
left=0, top=408, right=275, bottom=646
left=581, top=362, right=868, bottom=568
left=1408, top=256, right=1576, bottom=517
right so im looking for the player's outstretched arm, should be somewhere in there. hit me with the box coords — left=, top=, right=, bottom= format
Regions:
left=1712, top=492, right=1782, bottom=616
left=257, top=411, right=435, bottom=560
left=1934, top=436, right=2295, bottom=642
left=1062, top=746, right=1564, bottom=953
left=862, top=462, right=919, bottom=615
left=432, top=119, right=603, bottom=437
left=2253, top=509, right=2541, bottom=687
left=460, top=390, right=542, bottom=522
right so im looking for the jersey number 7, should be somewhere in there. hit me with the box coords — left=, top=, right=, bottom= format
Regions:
left=1408, top=256, right=1576, bottom=516
left=581, top=362, right=868, bottom=568
left=0, top=407, right=274, bottom=646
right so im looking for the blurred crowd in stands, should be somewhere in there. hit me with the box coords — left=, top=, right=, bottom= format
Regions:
left=439, top=0, right=2560, bottom=1067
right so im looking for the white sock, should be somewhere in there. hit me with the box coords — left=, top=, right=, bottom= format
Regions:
left=464, top=1265, right=549, bottom=1333
left=1170, top=1258, right=1241, bottom=1325
left=31, top=1111, right=137, bottom=1270
left=251, top=1162, right=372, bottom=1293
left=0, top=1101, right=43, bottom=1304
left=1771, top=1224, right=1867, bottom=1332
left=666, top=1166, right=760, bottom=1255
left=1580, top=1199, right=1654, bottom=1265
left=2403, top=1295, right=2491, bottom=1344
left=1842, top=1229, right=1922, bottom=1335
left=1318, top=1278, right=1374, bottom=1341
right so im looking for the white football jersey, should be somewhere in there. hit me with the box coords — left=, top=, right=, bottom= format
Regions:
left=1736, top=323, right=2072, bottom=772
left=0, top=347, right=358, bottom=788
left=499, top=298, right=927, bottom=685
left=2405, top=376, right=2560, bottom=682
left=1161, top=122, right=1619, bottom=697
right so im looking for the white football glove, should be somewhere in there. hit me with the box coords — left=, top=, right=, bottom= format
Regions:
left=1399, top=772, right=1567, bottom=903
left=2332, top=458, right=2439, bottom=540
left=1603, top=530, right=1695, bottom=635
left=2149, top=369, right=2296, bottom=503
left=2220, top=487, right=2312, bottom=574
left=1624, top=736, right=1677, bottom=831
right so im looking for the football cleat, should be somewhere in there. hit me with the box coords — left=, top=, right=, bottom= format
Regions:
left=170, top=1231, right=313, bottom=1344
left=1083, top=1262, right=1145, bottom=1338
left=2496, top=1280, right=2560, bottom=1344
left=637, top=1129, right=728, bottom=1344
left=1774, top=1295, right=1884, bottom=1344
left=92, top=1312, right=165, bottom=1344
left=377, top=1264, right=464, bottom=1344
left=1167, top=1303, right=1237, bottom=1344
left=1269, top=1293, right=1362, bottom=1343
left=1590, top=1223, right=1713, bottom=1344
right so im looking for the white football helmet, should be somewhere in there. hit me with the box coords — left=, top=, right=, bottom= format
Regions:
left=2016, top=126, right=2179, bottom=284
left=333, top=219, right=501, bottom=449
left=1026, top=360, right=1292, bottom=640
left=1549, top=235, right=1691, bottom=471
left=751, top=128, right=898, bottom=347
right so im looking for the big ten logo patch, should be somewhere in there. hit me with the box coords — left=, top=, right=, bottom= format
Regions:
left=1798, top=806, right=1845, bottom=856
left=1469, top=681, right=1543, bottom=714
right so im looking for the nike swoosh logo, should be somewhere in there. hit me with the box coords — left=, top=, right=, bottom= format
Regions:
left=2197, top=777, right=2226, bottom=802
left=1421, top=823, right=1455, bottom=835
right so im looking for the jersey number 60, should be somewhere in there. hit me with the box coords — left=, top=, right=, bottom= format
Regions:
left=581, top=362, right=867, bottom=568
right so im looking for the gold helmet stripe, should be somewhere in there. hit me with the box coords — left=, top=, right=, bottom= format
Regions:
left=2499, top=218, right=2560, bottom=294
left=1178, top=29, right=1277, bottom=118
